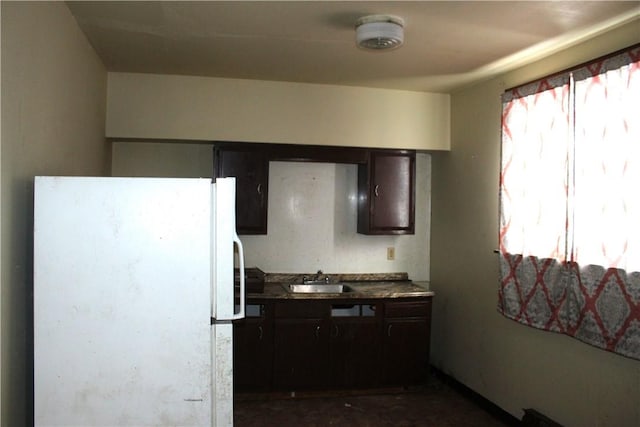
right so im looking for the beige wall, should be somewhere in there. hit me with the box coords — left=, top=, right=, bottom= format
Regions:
left=112, top=141, right=213, bottom=178
left=106, top=73, right=451, bottom=151
left=0, top=2, right=108, bottom=425
left=111, top=141, right=431, bottom=281
left=430, top=19, right=640, bottom=426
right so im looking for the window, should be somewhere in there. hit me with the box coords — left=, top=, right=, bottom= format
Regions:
left=498, top=45, right=640, bottom=360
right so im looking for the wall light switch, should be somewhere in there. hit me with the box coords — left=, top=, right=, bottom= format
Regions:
left=387, top=247, right=395, bottom=260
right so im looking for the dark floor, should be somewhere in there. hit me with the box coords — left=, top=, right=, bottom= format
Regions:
left=234, top=374, right=519, bottom=427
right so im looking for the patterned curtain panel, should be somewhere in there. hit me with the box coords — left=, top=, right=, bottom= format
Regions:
left=498, top=45, right=640, bottom=359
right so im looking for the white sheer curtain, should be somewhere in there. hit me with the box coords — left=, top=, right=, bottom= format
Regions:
left=573, top=60, right=640, bottom=272
left=498, top=45, right=640, bottom=360
left=500, top=80, right=570, bottom=261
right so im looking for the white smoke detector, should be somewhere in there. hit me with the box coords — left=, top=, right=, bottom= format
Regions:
left=355, top=14, right=405, bottom=50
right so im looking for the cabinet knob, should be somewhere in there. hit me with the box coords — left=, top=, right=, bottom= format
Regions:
left=315, top=325, right=321, bottom=339
left=374, top=184, right=380, bottom=197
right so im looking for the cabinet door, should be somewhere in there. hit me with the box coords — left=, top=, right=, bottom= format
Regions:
left=215, top=148, right=269, bottom=234
left=382, top=300, right=431, bottom=387
left=330, top=318, right=380, bottom=388
left=233, top=315, right=272, bottom=392
left=358, top=151, right=415, bottom=235
left=272, top=318, right=329, bottom=390
left=382, top=318, right=430, bottom=386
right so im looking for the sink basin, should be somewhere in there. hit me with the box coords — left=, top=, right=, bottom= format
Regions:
left=286, top=283, right=354, bottom=293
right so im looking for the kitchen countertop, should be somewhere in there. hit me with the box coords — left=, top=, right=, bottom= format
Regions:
left=247, top=279, right=434, bottom=301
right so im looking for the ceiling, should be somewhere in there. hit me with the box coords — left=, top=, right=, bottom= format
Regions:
left=66, top=1, right=640, bottom=93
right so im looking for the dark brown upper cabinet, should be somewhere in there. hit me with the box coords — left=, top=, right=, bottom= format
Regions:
left=214, top=144, right=269, bottom=235
left=214, top=142, right=416, bottom=235
left=357, top=150, right=416, bottom=235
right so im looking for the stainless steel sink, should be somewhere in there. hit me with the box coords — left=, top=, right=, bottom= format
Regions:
left=285, top=283, right=354, bottom=293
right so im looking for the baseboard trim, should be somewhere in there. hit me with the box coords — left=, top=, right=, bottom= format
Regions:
left=429, top=366, right=521, bottom=426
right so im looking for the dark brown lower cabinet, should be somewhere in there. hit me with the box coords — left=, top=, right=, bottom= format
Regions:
left=329, top=315, right=380, bottom=388
left=272, top=301, right=329, bottom=390
left=381, top=301, right=432, bottom=387
left=235, top=297, right=432, bottom=392
left=273, top=318, right=329, bottom=390
left=233, top=304, right=272, bottom=392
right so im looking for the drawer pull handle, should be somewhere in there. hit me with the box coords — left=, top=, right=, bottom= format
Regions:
left=257, top=183, right=263, bottom=195
left=374, top=184, right=380, bottom=197
left=387, top=324, right=393, bottom=337
left=315, top=325, right=321, bottom=339
left=258, top=325, right=263, bottom=340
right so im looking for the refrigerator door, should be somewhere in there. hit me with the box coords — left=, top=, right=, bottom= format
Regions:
left=212, top=178, right=245, bottom=321
left=212, top=177, right=245, bottom=321
left=209, top=177, right=245, bottom=426
left=34, top=177, right=215, bottom=426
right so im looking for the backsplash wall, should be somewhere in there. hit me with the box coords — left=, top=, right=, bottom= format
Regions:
left=244, top=159, right=430, bottom=280
left=112, top=142, right=431, bottom=281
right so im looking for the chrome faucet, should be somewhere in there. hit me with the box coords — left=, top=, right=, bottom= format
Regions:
left=303, top=270, right=329, bottom=284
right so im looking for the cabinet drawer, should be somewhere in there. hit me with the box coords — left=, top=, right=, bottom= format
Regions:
left=384, top=301, right=431, bottom=317
left=275, top=301, right=328, bottom=318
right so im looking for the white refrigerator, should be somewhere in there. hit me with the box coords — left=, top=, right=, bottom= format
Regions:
left=34, top=176, right=245, bottom=427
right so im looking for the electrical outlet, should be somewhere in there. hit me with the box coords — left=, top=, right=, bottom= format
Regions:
left=387, top=247, right=395, bottom=260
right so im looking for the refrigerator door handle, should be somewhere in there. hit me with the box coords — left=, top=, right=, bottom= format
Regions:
left=231, top=232, right=245, bottom=320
